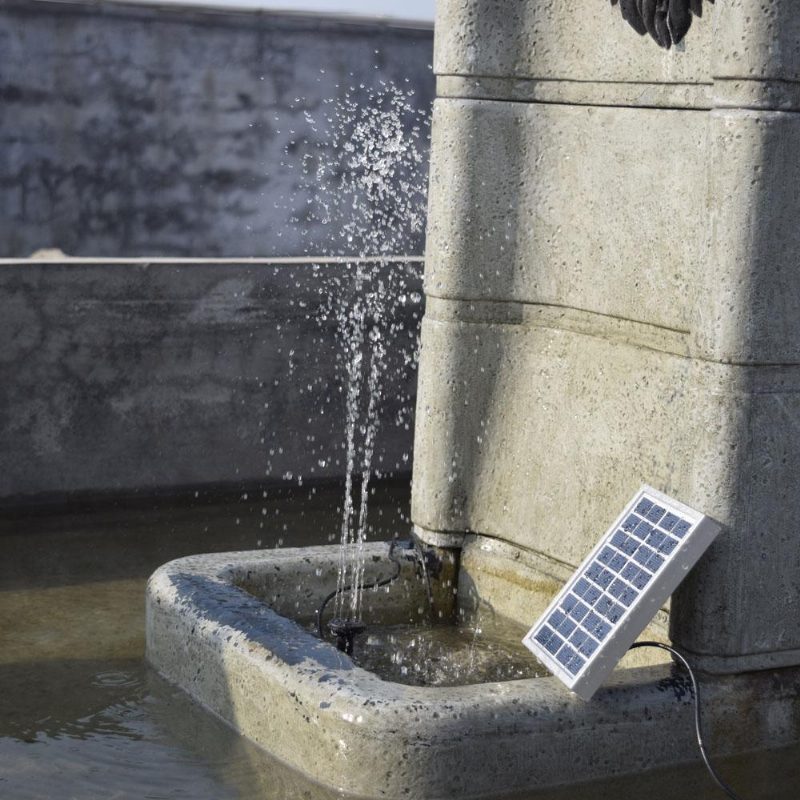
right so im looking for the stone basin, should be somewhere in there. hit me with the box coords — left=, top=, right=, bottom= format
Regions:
left=146, top=537, right=800, bottom=798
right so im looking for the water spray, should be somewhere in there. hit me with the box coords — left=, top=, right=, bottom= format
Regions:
left=295, top=83, right=429, bottom=648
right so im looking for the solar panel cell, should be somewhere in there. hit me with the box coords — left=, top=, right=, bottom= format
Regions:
left=556, top=617, right=576, bottom=637
left=658, top=537, right=677, bottom=555
left=556, top=646, right=575, bottom=667
left=570, top=628, right=588, bottom=647
left=633, top=546, right=655, bottom=566
left=535, top=627, right=555, bottom=647
left=673, top=519, right=691, bottom=538
left=569, top=601, right=589, bottom=622
left=609, top=552, right=627, bottom=572
left=608, top=578, right=626, bottom=599
left=604, top=603, right=624, bottom=623
left=561, top=594, right=579, bottom=613
left=593, top=619, right=612, bottom=640
left=645, top=552, right=664, bottom=572
left=618, top=586, right=638, bottom=607
left=566, top=653, right=586, bottom=674
left=597, top=547, right=615, bottom=566
left=646, top=530, right=666, bottom=549
left=645, top=504, right=666, bottom=523
left=544, top=633, right=563, bottom=655
left=585, top=612, right=611, bottom=640
left=634, top=498, right=653, bottom=515
left=612, top=530, right=638, bottom=555
left=549, top=610, right=566, bottom=629
left=632, top=521, right=653, bottom=540
left=585, top=563, right=602, bottom=582
left=631, top=570, right=650, bottom=590
left=596, top=568, right=615, bottom=588
left=578, top=637, right=598, bottom=658
left=660, top=512, right=679, bottom=531
left=583, top=585, right=602, bottom=605
left=584, top=611, right=602, bottom=630
left=621, top=562, right=639, bottom=581
left=621, top=514, right=639, bottom=532
left=595, top=596, right=613, bottom=615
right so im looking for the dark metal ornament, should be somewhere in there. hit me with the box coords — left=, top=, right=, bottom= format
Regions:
left=609, top=0, right=713, bottom=49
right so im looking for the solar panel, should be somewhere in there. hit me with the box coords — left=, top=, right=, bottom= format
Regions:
left=522, top=485, right=722, bottom=700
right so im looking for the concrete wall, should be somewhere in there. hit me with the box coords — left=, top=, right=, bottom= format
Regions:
left=0, top=258, right=422, bottom=501
left=413, top=0, right=800, bottom=671
left=0, top=0, right=433, bottom=258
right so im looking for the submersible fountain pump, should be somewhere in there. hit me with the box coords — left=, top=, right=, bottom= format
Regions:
left=317, top=538, right=437, bottom=655
left=327, top=618, right=367, bottom=655
left=316, top=539, right=406, bottom=654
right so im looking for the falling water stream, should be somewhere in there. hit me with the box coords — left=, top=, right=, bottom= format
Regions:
left=292, top=82, right=429, bottom=627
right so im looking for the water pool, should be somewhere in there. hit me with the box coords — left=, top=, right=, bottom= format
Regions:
left=2, top=485, right=798, bottom=799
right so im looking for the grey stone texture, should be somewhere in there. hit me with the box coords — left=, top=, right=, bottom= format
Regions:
left=434, top=0, right=712, bottom=86
left=0, top=0, right=433, bottom=258
left=146, top=539, right=800, bottom=797
left=424, top=99, right=707, bottom=332
left=713, top=1, right=800, bottom=84
left=412, top=0, right=800, bottom=672
left=697, top=109, right=800, bottom=363
left=0, top=258, right=422, bottom=500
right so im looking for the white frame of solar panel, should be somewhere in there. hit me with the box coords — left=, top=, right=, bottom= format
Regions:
left=522, top=485, right=722, bottom=701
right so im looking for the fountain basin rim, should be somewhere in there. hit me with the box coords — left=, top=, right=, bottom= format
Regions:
left=145, top=544, right=800, bottom=798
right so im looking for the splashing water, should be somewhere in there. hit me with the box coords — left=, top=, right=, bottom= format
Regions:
left=295, top=81, right=429, bottom=258
left=351, top=617, right=543, bottom=687
left=291, top=82, right=430, bottom=625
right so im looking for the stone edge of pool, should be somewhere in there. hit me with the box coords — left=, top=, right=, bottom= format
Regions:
left=145, top=544, right=800, bottom=798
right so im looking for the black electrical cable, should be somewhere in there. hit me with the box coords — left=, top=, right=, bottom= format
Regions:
left=629, top=641, right=743, bottom=800
left=316, top=540, right=403, bottom=640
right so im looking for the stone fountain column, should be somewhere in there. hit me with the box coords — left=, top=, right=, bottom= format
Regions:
left=413, top=0, right=800, bottom=673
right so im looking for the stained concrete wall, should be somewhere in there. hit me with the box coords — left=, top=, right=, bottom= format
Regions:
left=413, top=0, right=800, bottom=671
left=0, top=0, right=433, bottom=258
left=0, top=258, right=423, bottom=501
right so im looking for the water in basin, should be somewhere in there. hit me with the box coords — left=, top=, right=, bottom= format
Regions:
left=348, top=615, right=545, bottom=687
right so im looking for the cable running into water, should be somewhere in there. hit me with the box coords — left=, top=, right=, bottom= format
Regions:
left=318, top=540, right=403, bottom=641
left=629, top=641, right=743, bottom=800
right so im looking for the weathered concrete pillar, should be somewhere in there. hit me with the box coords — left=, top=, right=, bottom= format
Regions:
left=413, top=0, right=800, bottom=672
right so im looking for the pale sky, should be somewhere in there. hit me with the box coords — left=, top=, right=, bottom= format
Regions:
left=120, top=0, right=435, bottom=22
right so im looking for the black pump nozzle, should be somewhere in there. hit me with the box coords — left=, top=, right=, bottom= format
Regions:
left=328, top=618, right=366, bottom=655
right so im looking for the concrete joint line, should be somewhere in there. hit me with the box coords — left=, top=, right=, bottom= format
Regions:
left=711, top=77, right=800, bottom=113
left=424, top=295, right=692, bottom=357
left=436, top=75, right=713, bottom=111
left=438, top=75, right=800, bottom=115
left=411, top=523, right=466, bottom=549
left=424, top=298, right=800, bottom=370
left=686, top=645, right=800, bottom=674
